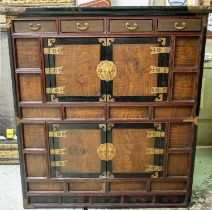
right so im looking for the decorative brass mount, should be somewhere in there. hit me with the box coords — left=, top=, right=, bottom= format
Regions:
left=98, top=38, right=114, bottom=46
left=183, top=117, right=198, bottom=125
left=49, top=130, right=67, bottom=138
left=97, top=143, right=117, bottom=161
left=96, top=60, right=117, bottom=81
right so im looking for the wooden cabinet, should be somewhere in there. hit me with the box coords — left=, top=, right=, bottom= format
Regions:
left=7, top=6, right=210, bottom=208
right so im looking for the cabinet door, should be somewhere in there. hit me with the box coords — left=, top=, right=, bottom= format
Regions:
left=106, top=123, right=166, bottom=178
left=44, top=38, right=106, bottom=102
left=107, top=37, right=170, bottom=102
left=49, top=123, right=106, bottom=178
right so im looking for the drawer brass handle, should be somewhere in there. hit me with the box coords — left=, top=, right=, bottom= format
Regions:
left=174, top=22, right=186, bottom=30
left=29, top=23, right=41, bottom=31
left=76, top=22, right=89, bottom=31
left=126, top=22, right=138, bottom=31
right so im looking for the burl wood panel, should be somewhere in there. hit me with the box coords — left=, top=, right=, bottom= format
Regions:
left=16, top=39, right=40, bottom=68
left=175, top=37, right=198, bottom=67
left=173, top=73, right=196, bottom=101
left=65, top=107, right=105, bottom=119
left=55, top=129, right=101, bottom=174
left=26, top=154, right=47, bottom=177
left=69, top=182, right=104, bottom=191
left=110, top=182, right=146, bottom=191
left=154, top=107, right=192, bottom=118
left=55, top=44, right=100, bottom=97
left=61, top=20, right=104, bottom=32
left=113, top=44, right=158, bottom=96
left=112, top=129, right=154, bottom=173
left=23, top=124, right=45, bottom=148
left=157, top=19, right=201, bottom=32
left=28, top=182, right=64, bottom=191
left=169, top=124, right=192, bottom=148
left=109, top=106, right=148, bottom=119
left=151, top=181, right=187, bottom=190
left=22, top=107, right=61, bottom=119
left=167, top=154, right=189, bottom=176
left=14, top=20, right=57, bottom=33
left=109, top=19, right=153, bottom=32
left=19, top=74, right=42, bottom=101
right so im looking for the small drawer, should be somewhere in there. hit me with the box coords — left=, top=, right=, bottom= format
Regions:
left=157, top=19, right=202, bottom=32
left=13, top=20, right=57, bottom=33
left=109, top=19, right=153, bottom=33
left=61, top=20, right=104, bottom=33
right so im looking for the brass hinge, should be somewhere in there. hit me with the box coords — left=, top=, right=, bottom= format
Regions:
left=151, top=87, right=168, bottom=94
left=146, top=148, right=164, bottom=155
left=183, top=117, right=198, bottom=125
left=97, top=143, right=117, bottom=161
left=50, top=149, right=66, bottom=155
left=49, top=130, right=67, bottom=138
left=150, top=47, right=170, bottom=55
left=145, top=165, right=163, bottom=173
left=146, top=130, right=165, bottom=138
left=45, top=66, right=64, bottom=74
left=51, top=161, right=67, bottom=167
left=99, top=171, right=114, bottom=178
left=99, top=94, right=114, bottom=102
left=44, top=47, right=62, bottom=55
left=46, top=86, right=65, bottom=94
left=149, top=66, right=169, bottom=74
left=99, top=38, right=114, bottom=46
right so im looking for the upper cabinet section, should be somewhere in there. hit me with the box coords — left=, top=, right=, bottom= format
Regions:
left=11, top=16, right=203, bottom=35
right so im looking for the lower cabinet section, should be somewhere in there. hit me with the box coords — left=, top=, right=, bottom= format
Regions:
left=22, top=122, right=193, bottom=208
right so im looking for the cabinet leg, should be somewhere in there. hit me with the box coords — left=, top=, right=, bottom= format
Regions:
left=84, top=208, right=88, bottom=210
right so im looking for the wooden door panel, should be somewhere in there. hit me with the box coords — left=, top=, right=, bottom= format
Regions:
left=107, top=123, right=166, bottom=178
left=48, top=124, right=106, bottom=178
left=44, top=38, right=106, bottom=102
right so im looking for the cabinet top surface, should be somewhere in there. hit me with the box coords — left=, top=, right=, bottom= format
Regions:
left=0, top=6, right=212, bottom=16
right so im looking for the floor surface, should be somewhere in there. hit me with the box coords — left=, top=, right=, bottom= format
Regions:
left=0, top=148, right=211, bottom=210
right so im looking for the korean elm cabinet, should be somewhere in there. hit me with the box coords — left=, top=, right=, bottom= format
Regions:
left=7, top=6, right=210, bottom=208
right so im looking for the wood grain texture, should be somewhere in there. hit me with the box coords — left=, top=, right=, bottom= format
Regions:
left=28, top=182, right=64, bottom=191
left=23, top=124, right=45, bottom=148
left=56, top=129, right=101, bottom=174
left=61, top=20, right=104, bottom=32
left=16, top=39, right=40, bottom=68
left=26, top=154, right=47, bottom=177
left=113, top=44, right=158, bottom=96
left=14, top=20, right=57, bottom=33
left=19, top=74, right=42, bottom=101
left=169, top=124, right=191, bottom=148
left=109, top=19, right=153, bottom=32
left=167, top=154, right=189, bottom=176
left=69, top=182, right=104, bottom=191
left=22, top=107, right=61, bottom=118
left=110, top=182, right=146, bottom=191
left=55, top=44, right=100, bottom=97
left=109, top=106, right=148, bottom=119
left=154, top=107, right=192, bottom=118
left=157, top=19, right=201, bottom=32
left=175, top=37, right=198, bottom=67
left=112, top=129, right=154, bottom=173
left=151, top=181, right=186, bottom=190
left=173, top=73, right=195, bottom=101
left=66, top=107, right=105, bottom=119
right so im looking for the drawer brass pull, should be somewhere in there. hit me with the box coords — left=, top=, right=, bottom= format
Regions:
left=174, top=22, right=186, bottom=30
left=126, top=22, right=138, bottom=31
left=29, top=23, right=41, bottom=31
left=76, top=22, right=89, bottom=31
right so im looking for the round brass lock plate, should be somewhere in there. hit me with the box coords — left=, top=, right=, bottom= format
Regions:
left=96, top=60, right=117, bottom=81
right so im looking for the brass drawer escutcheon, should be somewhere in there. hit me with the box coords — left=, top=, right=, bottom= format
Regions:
left=76, top=22, right=89, bottom=31
left=125, top=22, right=138, bottom=31
left=29, top=23, right=41, bottom=31
left=174, top=22, right=186, bottom=30
left=96, top=60, right=117, bottom=81
left=97, top=143, right=117, bottom=161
